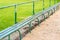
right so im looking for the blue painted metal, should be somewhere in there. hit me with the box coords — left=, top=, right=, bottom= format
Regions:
left=18, top=30, right=22, bottom=40
left=0, top=1, right=32, bottom=9
left=0, top=0, right=60, bottom=40
left=8, top=35, right=10, bottom=40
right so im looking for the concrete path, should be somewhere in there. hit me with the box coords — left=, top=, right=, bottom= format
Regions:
left=22, top=9, right=60, bottom=40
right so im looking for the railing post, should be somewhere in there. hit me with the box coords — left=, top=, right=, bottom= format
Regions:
left=42, top=0, right=44, bottom=10
left=28, top=22, right=32, bottom=33
left=18, top=30, right=22, bottom=40
left=42, top=14, right=45, bottom=20
left=14, top=5, right=17, bottom=24
left=48, top=11, right=50, bottom=17
left=32, top=1, right=35, bottom=15
left=37, top=18, right=40, bottom=25
left=8, top=35, right=10, bottom=40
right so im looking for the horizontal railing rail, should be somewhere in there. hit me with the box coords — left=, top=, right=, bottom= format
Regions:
left=0, top=1, right=36, bottom=9
left=0, top=2, right=60, bottom=40
left=0, top=0, right=59, bottom=40
left=0, top=0, right=58, bottom=24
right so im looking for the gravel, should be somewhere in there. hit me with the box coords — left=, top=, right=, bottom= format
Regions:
left=22, top=9, right=60, bottom=40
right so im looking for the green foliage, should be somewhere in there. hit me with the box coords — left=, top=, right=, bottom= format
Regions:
left=0, top=0, right=58, bottom=31
left=57, top=0, right=60, bottom=2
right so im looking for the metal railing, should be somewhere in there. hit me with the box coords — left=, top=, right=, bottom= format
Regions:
left=0, top=0, right=59, bottom=40
left=0, top=0, right=57, bottom=24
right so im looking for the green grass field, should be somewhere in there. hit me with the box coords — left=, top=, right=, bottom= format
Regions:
left=0, top=0, right=55, bottom=31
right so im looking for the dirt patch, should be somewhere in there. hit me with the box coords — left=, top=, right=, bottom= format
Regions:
left=22, top=9, right=60, bottom=40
